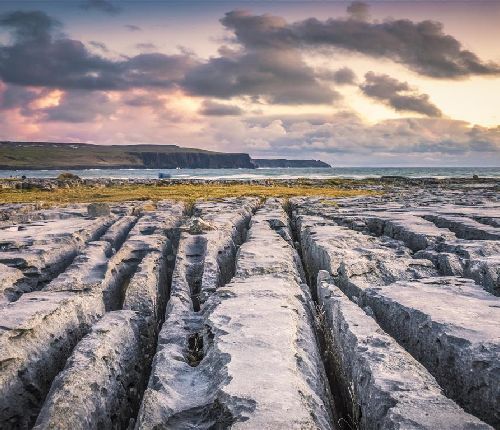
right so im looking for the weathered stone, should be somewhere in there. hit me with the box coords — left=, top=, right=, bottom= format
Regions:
left=364, top=213, right=456, bottom=251
left=42, top=241, right=112, bottom=294
left=0, top=191, right=498, bottom=429
left=123, top=248, right=168, bottom=324
left=100, top=215, right=137, bottom=250
left=42, top=210, right=180, bottom=310
left=316, top=272, right=492, bottom=430
left=87, top=202, right=111, bottom=217
left=473, top=216, right=500, bottom=228
left=128, top=203, right=184, bottom=237
left=358, top=277, right=500, bottom=427
left=102, top=234, right=168, bottom=310
left=136, top=200, right=334, bottom=429
left=417, top=240, right=500, bottom=295
left=33, top=311, right=146, bottom=430
left=0, top=291, right=105, bottom=428
left=424, top=214, right=500, bottom=241
left=136, top=199, right=259, bottom=430
left=0, top=216, right=116, bottom=294
left=0, top=263, right=31, bottom=303
left=294, top=214, right=437, bottom=298
left=186, top=217, right=216, bottom=234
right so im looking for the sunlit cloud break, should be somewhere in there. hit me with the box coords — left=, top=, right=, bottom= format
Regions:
left=0, top=1, right=499, bottom=166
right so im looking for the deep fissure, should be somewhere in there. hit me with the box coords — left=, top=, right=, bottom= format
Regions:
left=7, top=216, right=140, bottom=428
left=185, top=235, right=208, bottom=312
left=123, top=222, right=183, bottom=429
left=285, top=201, right=356, bottom=430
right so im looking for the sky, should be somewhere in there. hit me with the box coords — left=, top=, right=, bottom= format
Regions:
left=0, top=0, right=499, bottom=166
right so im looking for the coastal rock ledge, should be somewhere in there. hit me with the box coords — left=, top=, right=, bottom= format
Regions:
left=0, top=186, right=499, bottom=429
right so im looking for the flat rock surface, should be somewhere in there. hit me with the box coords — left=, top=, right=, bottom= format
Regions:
left=293, top=189, right=499, bottom=427
left=203, top=201, right=333, bottom=429
left=0, top=188, right=498, bottom=429
left=317, top=272, right=491, bottom=430
left=359, top=277, right=500, bottom=427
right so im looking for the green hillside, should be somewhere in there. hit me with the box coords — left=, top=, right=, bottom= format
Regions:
left=0, top=141, right=254, bottom=169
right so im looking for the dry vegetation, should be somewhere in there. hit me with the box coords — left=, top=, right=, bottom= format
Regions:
left=0, top=182, right=375, bottom=205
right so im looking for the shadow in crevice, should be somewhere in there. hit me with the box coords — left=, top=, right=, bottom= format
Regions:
left=165, top=397, right=256, bottom=430
left=185, top=235, right=208, bottom=312
left=186, top=332, right=204, bottom=367
left=285, top=201, right=357, bottom=430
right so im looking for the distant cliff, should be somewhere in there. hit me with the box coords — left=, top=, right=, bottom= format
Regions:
left=0, top=142, right=332, bottom=170
left=253, top=159, right=331, bottom=168
left=0, top=141, right=254, bottom=170
left=134, top=151, right=254, bottom=169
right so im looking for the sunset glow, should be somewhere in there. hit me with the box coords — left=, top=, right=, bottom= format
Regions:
left=0, top=0, right=499, bottom=166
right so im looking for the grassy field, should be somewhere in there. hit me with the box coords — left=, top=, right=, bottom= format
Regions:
left=0, top=182, right=375, bottom=205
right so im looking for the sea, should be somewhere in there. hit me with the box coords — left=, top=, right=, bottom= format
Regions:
left=0, top=167, right=499, bottom=180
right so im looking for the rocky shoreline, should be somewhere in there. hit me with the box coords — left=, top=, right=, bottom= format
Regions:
left=1, top=175, right=499, bottom=192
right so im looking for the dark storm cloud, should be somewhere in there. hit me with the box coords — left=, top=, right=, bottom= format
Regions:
left=360, top=72, right=442, bottom=117
left=0, top=10, right=60, bottom=43
left=183, top=49, right=339, bottom=104
left=0, top=11, right=196, bottom=90
left=0, top=84, right=38, bottom=110
left=41, top=90, right=114, bottom=123
left=221, top=7, right=500, bottom=78
left=80, top=0, right=122, bottom=15
left=1, top=4, right=496, bottom=112
left=220, top=10, right=292, bottom=50
left=0, top=83, right=45, bottom=117
left=294, top=17, right=500, bottom=78
left=199, top=100, right=243, bottom=116
left=183, top=10, right=338, bottom=104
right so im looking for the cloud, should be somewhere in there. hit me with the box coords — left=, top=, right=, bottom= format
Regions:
left=236, top=113, right=500, bottom=164
left=183, top=49, right=339, bottom=104
left=136, top=42, right=158, bottom=51
left=295, top=17, right=500, bottom=78
left=41, top=90, right=115, bottom=122
left=220, top=10, right=291, bottom=50
left=199, top=100, right=243, bottom=116
left=0, top=11, right=197, bottom=90
left=1, top=9, right=337, bottom=106
left=346, top=1, right=370, bottom=21
left=89, top=40, right=109, bottom=53
left=80, top=0, right=121, bottom=15
left=3, top=5, right=494, bottom=113
left=123, top=92, right=164, bottom=108
left=0, top=10, right=61, bottom=43
left=221, top=7, right=500, bottom=78
left=0, top=6, right=498, bottom=165
left=183, top=11, right=339, bottom=104
left=124, top=53, right=195, bottom=87
left=0, top=84, right=39, bottom=110
left=125, top=24, right=141, bottom=32
left=360, top=72, right=442, bottom=117
left=319, top=67, right=357, bottom=85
